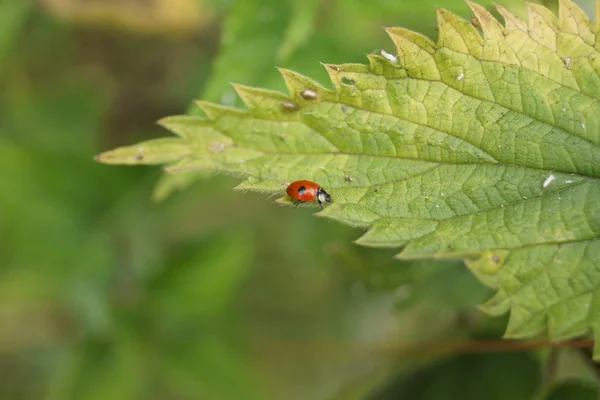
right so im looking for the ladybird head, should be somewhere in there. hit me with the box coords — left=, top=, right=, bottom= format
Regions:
left=317, top=187, right=332, bottom=204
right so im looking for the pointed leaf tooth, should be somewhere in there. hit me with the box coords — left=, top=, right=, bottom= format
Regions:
left=386, top=27, right=436, bottom=53
left=232, top=84, right=289, bottom=107
left=478, top=290, right=510, bottom=316
left=96, top=138, right=191, bottom=165
left=547, top=292, right=593, bottom=340
left=366, top=54, right=406, bottom=79
left=503, top=304, right=547, bottom=339
left=436, top=7, right=483, bottom=57
left=318, top=203, right=380, bottom=228
left=495, top=4, right=528, bottom=32
left=527, top=3, right=558, bottom=51
left=385, top=27, right=440, bottom=80
left=355, top=218, right=438, bottom=248
left=323, top=63, right=369, bottom=87
left=158, top=116, right=218, bottom=142
left=468, top=1, right=519, bottom=64
left=467, top=1, right=504, bottom=36
left=322, top=63, right=366, bottom=108
left=278, top=67, right=332, bottom=101
left=558, top=0, right=595, bottom=46
left=232, top=84, right=301, bottom=119
left=234, top=177, right=286, bottom=193
left=323, top=61, right=392, bottom=109
left=195, top=100, right=247, bottom=120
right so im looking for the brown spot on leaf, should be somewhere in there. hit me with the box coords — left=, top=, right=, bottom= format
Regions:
left=281, top=102, right=300, bottom=111
left=300, top=89, right=319, bottom=100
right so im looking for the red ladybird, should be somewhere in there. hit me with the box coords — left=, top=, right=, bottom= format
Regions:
left=286, top=180, right=332, bottom=209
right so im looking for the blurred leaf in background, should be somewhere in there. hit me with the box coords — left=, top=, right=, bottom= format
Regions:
left=39, top=0, right=213, bottom=36
left=2, top=0, right=600, bottom=399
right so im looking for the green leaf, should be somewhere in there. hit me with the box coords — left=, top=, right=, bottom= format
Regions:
left=370, top=350, right=540, bottom=400
left=46, top=334, right=142, bottom=400
left=275, top=0, right=321, bottom=63
left=149, top=233, right=254, bottom=319
left=543, top=382, right=599, bottom=400
left=0, top=0, right=32, bottom=74
left=97, top=1, right=600, bottom=356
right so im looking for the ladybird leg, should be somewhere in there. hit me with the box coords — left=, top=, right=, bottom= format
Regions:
left=318, top=199, right=323, bottom=209
left=294, top=200, right=302, bottom=207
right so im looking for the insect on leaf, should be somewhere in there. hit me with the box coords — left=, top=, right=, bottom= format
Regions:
left=97, top=0, right=600, bottom=358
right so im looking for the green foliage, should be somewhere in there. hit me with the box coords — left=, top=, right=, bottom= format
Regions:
left=543, top=382, right=599, bottom=400
left=371, top=350, right=540, bottom=400
left=98, top=0, right=600, bottom=358
left=6, top=0, right=600, bottom=399
left=0, top=0, right=31, bottom=72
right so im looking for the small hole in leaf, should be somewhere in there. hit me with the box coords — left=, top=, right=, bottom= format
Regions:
left=341, top=77, right=355, bottom=86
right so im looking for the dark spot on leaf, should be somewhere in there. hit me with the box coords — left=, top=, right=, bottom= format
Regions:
left=492, top=255, right=501, bottom=264
left=342, top=106, right=348, bottom=114
left=135, top=154, right=144, bottom=161
left=341, top=77, right=355, bottom=86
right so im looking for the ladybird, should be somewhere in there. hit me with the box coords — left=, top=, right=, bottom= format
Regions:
left=286, top=180, right=332, bottom=209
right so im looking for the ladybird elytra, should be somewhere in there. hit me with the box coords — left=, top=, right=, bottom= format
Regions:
left=286, top=180, right=332, bottom=209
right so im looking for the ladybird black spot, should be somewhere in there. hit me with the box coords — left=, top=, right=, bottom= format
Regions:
left=297, top=186, right=306, bottom=195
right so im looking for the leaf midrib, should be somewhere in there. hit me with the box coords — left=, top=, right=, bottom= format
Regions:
left=210, top=146, right=600, bottom=180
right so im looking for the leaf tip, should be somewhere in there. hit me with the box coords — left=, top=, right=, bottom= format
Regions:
left=278, top=67, right=329, bottom=99
left=156, top=115, right=177, bottom=128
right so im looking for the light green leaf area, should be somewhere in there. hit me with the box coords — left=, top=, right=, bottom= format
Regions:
left=98, top=1, right=600, bottom=355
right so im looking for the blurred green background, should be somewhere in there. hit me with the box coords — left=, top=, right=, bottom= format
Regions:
left=2, top=0, right=599, bottom=399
